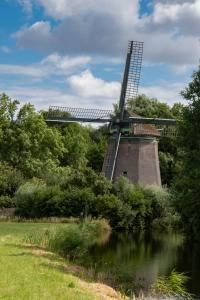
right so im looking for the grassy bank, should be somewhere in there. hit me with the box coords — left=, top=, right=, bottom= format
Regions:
left=0, top=222, right=122, bottom=300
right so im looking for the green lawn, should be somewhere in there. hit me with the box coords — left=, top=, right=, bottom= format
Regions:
left=0, top=223, right=104, bottom=300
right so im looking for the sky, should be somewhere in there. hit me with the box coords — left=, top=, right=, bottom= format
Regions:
left=0, top=0, right=200, bottom=110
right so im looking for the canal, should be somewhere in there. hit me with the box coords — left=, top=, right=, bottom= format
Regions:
left=84, top=231, right=200, bottom=297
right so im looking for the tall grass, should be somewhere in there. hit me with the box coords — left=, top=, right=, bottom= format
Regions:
left=25, top=219, right=111, bottom=260
left=150, top=271, right=194, bottom=299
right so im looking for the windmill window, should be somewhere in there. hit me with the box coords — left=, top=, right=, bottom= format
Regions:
left=123, top=171, right=128, bottom=176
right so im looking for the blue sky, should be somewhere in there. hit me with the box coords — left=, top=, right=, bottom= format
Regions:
left=0, top=0, right=200, bottom=109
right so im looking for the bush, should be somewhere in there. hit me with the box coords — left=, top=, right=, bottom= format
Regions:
left=25, top=220, right=111, bottom=260
left=59, top=187, right=96, bottom=218
left=0, top=196, right=15, bottom=208
left=0, top=163, right=24, bottom=197
left=96, top=194, right=136, bottom=230
left=15, top=180, right=96, bottom=219
left=66, top=167, right=112, bottom=195
left=15, top=180, right=63, bottom=218
left=144, top=185, right=180, bottom=229
left=15, top=175, right=180, bottom=231
left=114, top=177, right=180, bottom=230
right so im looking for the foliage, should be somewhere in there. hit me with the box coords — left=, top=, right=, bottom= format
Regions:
left=15, top=180, right=63, bottom=218
left=0, top=195, right=15, bottom=208
left=174, top=67, right=200, bottom=241
left=15, top=175, right=179, bottom=230
left=25, top=220, right=111, bottom=260
left=87, top=126, right=108, bottom=171
left=151, top=271, right=193, bottom=299
left=0, top=163, right=24, bottom=197
left=60, top=123, right=91, bottom=168
left=0, top=94, right=105, bottom=178
left=127, top=94, right=174, bottom=118
left=95, top=194, right=134, bottom=229
left=114, top=177, right=178, bottom=230
left=0, top=94, right=64, bottom=177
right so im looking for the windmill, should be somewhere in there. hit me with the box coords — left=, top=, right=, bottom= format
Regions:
left=46, top=41, right=176, bottom=186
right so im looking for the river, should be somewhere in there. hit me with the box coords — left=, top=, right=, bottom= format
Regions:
left=83, top=231, right=200, bottom=298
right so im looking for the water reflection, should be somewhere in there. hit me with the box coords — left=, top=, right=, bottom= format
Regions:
left=83, top=231, right=200, bottom=297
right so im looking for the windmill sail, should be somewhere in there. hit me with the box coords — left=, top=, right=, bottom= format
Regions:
left=47, top=106, right=112, bottom=123
left=102, top=41, right=144, bottom=181
left=124, top=41, right=143, bottom=103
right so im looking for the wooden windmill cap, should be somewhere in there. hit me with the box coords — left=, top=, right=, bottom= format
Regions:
left=129, top=112, right=161, bottom=137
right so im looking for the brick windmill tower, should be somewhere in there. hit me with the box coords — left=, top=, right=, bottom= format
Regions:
left=47, top=41, right=176, bottom=186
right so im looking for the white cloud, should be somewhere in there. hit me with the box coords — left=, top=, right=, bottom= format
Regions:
left=41, top=54, right=91, bottom=71
left=0, top=84, right=116, bottom=110
left=0, top=53, right=91, bottom=78
left=36, top=0, right=139, bottom=21
left=68, top=70, right=120, bottom=99
left=141, top=82, right=186, bottom=105
left=0, top=64, right=45, bottom=77
left=152, top=0, right=200, bottom=27
left=13, top=0, right=200, bottom=70
left=0, top=79, right=186, bottom=113
left=0, top=65, right=186, bottom=114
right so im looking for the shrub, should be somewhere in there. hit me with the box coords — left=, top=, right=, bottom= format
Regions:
left=144, top=185, right=181, bottom=229
left=40, top=166, right=71, bottom=187
left=114, top=177, right=180, bottom=230
left=15, top=180, right=63, bottom=218
left=59, top=187, right=96, bottom=218
left=96, top=194, right=136, bottom=230
left=15, top=175, right=180, bottom=231
left=66, top=167, right=112, bottom=195
left=15, top=181, right=96, bottom=219
left=0, top=163, right=24, bottom=197
left=144, top=185, right=170, bottom=217
left=25, top=220, right=111, bottom=260
left=0, top=196, right=15, bottom=208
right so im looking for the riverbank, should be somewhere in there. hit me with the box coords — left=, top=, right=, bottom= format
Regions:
left=0, top=222, right=126, bottom=300
left=0, top=222, right=193, bottom=300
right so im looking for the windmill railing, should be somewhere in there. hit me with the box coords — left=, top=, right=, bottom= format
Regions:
left=128, top=117, right=176, bottom=126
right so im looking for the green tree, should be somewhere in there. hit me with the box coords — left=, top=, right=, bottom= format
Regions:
left=0, top=101, right=64, bottom=177
left=127, top=94, right=173, bottom=118
left=61, top=123, right=91, bottom=168
left=174, top=67, right=200, bottom=240
left=87, top=126, right=108, bottom=171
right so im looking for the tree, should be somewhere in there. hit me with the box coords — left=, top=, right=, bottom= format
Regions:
left=60, top=123, right=91, bottom=168
left=0, top=96, right=65, bottom=177
left=127, top=94, right=173, bottom=118
left=174, top=67, right=200, bottom=240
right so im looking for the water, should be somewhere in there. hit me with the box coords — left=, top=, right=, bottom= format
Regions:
left=83, top=231, right=200, bottom=297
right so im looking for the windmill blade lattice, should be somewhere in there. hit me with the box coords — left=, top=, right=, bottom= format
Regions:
left=125, top=41, right=143, bottom=103
left=47, top=106, right=112, bottom=123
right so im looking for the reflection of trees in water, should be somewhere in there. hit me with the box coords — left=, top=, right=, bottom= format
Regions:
left=84, top=232, right=184, bottom=294
left=175, top=242, right=200, bottom=297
